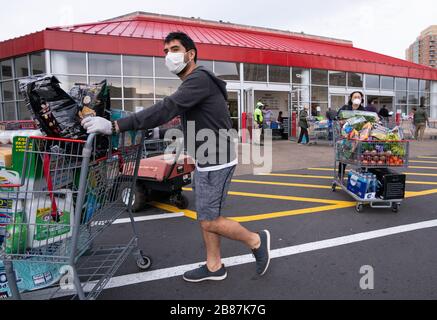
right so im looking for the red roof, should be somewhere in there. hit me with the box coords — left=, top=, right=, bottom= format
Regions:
left=1, top=12, right=437, bottom=80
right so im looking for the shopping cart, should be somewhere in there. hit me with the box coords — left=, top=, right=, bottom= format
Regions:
left=0, top=132, right=151, bottom=300
left=400, top=118, right=415, bottom=140
left=307, top=119, right=332, bottom=145
left=332, top=121, right=409, bottom=213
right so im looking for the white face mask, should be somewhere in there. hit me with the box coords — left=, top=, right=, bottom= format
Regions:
left=352, top=98, right=362, bottom=106
left=165, top=52, right=189, bottom=75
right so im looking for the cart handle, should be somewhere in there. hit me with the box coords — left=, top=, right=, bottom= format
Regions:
left=29, top=136, right=87, bottom=144
left=343, top=138, right=411, bottom=143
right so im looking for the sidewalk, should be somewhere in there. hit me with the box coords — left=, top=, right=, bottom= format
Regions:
left=235, top=138, right=437, bottom=176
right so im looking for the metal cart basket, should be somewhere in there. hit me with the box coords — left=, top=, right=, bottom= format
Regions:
left=332, top=121, right=409, bottom=213
left=0, top=132, right=151, bottom=300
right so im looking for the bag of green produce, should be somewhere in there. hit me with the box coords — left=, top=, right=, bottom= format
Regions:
left=338, top=110, right=380, bottom=123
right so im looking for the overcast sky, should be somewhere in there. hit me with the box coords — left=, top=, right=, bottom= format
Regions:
left=1, top=0, right=436, bottom=60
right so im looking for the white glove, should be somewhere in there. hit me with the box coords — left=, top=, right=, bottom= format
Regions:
left=81, top=117, right=112, bottom=136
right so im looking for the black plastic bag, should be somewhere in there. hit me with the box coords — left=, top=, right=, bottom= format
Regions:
left=19, top=76, right=86, bottom=139
left=69, top=80, right=111, bottom=121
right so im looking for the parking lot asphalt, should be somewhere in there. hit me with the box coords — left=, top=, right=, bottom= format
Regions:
left=92, top=154, right=437, bottom=300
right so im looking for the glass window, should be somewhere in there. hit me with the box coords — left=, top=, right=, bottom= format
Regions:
left=269, top=65, right=290, bottom=83
left=311, top=86, right=328, bottom=102
left=292, top=68, right=310, bottom=85
left=1, top=81, right=14, bottom=101
left=214, top=61, right=240, bottom=81
left=310, top=103, right=328, bottom=117
left=2, top=102, right=16, bottom=120
left=408, top=79, right=419, bottom=92
left=365, top=74, right=380, bottom=89
left=244, top=64, right=267, bottom=82
left=408, top=92, right=419, bottom=105
left=16, top=80, right=24, bottom=100
left=14, top=56, right=29, bottom=78
left=123, top=78, right=154, bottom=99
left=89, top=76, right=122, bottom=98
left=395, top=78, right=407, bottom=91
left=198, top=60, right=214, bottom=71
left=292, top=85, right=310, bottom=103
left=396, top=105, right=407, bottom=115
left=51, top=51, right=86, bottom=75
left=423, top=92, right=431, bottom=106
left=155, top=57, right=178, bottom=78
left=111, top=99, right=123, bottom=110
left=155, top=79, right=182, bottom=98
left=311, top=69, right=328, bottom=85
left=30, top=52, right=46, bottom=75
left=381, top=76, right=394, bottom=90
left=124, top=100, right=155, bottom=113
left=123, top=56, right=153, bottom=77
left=329, top=71, right=346, bottom=87
left=348, top=73, right=363, bottom=88
left=89, top=54, right=121, bottom=75
left=17, top=101, right=32, bottom=120
left=1, top=60, right=13, bottom=80
left=55, top=75, right=87, bottom=93
left=419, top=80, right=428, bottom=92
left=395, top=91, right=407, bottom=104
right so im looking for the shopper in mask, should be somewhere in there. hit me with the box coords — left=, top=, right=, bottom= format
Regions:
left=337, top=91, right=366, bottom=180
left=81, top=32, right=271, bottom=283
left=338, top=91, right=366, bottom=113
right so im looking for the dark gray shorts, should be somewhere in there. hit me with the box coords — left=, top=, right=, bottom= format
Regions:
left=193, top=165, right=236, bottom=221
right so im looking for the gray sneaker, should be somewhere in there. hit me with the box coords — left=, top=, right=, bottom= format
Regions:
left=252, top=230, right=271, bottom=276
left=183, top=264, right=227, bottom=283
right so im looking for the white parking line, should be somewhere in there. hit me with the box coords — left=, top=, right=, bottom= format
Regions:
left=104, top=218, right=437, bottom=290
left=112, top=213, right=185, bottom=225
left=29, top=218, right=437, bottom=299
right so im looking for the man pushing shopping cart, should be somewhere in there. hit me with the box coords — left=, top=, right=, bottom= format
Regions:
left=82, top=32, right=272, bottom=282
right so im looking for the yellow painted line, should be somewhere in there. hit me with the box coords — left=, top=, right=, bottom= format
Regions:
left=309, top=168, right=437, bottom=178
left=230, top=203, right=355, bottom=223
left=182, top=187, right=353, bottom=205
left=404, top=172, right=437, bottom=177
left=408, top=166, right=437, bottom=170
left=418, top=156, right=437, bottom=160
left=151, top=202, right=198, bottom=220
left=409, top=160, right=437, bottom=164
left=151, top=201, right=355, bottom=222
left=153, top=188, right=437, bottom=223
left=408, top=181, right=437, bottom=186
left=405, top=189, right=437, bottom=198
left=309, top=168, right=344, bottom=172
left=232, top=179, right=333, bottom=190
left=238, top=178, right=437, bottom=188
left=263, top=173, right=333, bottom=180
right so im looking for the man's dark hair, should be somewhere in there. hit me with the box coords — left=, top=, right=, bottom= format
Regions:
left=164, top=32, right=198, bottom=63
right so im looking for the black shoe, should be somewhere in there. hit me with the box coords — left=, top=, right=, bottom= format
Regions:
left=183, top=264, right=227, bottom=283
left=252, top=230, right=271, bottom=276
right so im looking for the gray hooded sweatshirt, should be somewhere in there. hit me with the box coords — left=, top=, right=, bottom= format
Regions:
left=117, top=66, right=237, bottom=169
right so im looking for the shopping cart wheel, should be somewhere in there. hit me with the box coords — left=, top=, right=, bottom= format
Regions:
left=137, top=255, right=152, bottom=271
left=122, top=185, right=147, bottom=213
left=331, top=183, right=337, bottom=192
left=392, top=203, right=400, bottom=213
left=356, top=203, right=364, bottom=213
left=174, top=194, right=189, bottom=210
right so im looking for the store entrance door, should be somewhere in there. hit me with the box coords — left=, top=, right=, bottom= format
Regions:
left=367, top=95, right=395, bottom=113
left=227, top=90, right=241, bottom=132
left=330, top=95, right=348, bottom=111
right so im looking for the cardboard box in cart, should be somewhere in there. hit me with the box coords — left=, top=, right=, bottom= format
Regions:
left=5, top=136, right=77, bottom=197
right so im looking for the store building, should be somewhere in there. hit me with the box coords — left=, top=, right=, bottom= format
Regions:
left=1, top=12, right=437, bottom=138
